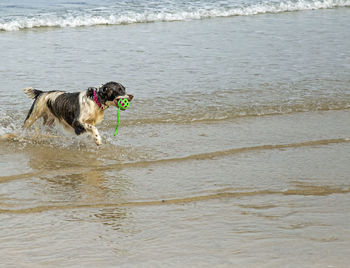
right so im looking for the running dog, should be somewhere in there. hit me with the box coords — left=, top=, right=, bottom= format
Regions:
left=23, top=81, right=133, bottom=145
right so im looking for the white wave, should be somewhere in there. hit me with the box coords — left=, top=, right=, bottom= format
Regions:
left=0, top=0, right=349, bottom=31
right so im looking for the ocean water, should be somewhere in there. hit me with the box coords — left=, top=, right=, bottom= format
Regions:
left=0, top=0, right=350, bottom=267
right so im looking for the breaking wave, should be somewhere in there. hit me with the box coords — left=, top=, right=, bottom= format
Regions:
left=0, top=0, right=349, bottom=31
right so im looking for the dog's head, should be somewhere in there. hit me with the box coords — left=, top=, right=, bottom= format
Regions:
left=98, top=81, right=133, bottom=107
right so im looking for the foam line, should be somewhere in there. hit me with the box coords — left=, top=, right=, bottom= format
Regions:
left=1, top=0, right=349, bottom=31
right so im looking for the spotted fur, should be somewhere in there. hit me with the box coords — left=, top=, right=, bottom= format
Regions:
left=23, top=81, right=133, bottom=145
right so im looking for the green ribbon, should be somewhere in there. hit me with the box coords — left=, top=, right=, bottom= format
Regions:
left=114, top=99, right=129, bottom=136
left=114, top=107, right=121, bottom=136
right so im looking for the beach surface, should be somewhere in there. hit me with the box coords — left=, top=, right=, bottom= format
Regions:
left=0, top=1, right=350, bottom=267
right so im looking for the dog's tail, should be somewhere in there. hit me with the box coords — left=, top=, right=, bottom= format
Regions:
left=23, top=87, right=43, bottom=99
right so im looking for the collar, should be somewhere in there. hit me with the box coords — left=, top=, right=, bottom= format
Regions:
left=93, top=89, right=103, bottom=109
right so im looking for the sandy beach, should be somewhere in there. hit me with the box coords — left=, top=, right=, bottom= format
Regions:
left=1, top=1, right=350, bottom=267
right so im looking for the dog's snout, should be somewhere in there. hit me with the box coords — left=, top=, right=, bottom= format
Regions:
left=116, top=94, right=133, bottom=101
left=127, top=94, right=134, bottom=101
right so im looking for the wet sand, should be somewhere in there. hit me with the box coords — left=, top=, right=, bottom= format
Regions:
left=1, top=109, right=350, bottom=267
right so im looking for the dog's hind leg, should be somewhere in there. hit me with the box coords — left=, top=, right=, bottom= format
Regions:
left=23, top=99, right=44, bottom=129
left=23, top=88, right=45, bottom=129
left=23, top=104, right=39, bottom=129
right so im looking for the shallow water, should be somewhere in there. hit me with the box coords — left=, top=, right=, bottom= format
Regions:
left=1, top=3, right=350, bottom=267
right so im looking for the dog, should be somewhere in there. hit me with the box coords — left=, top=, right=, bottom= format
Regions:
left=23, top=81, right=133, bottom=145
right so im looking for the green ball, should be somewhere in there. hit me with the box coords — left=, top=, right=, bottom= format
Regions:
left=118, top=98, right=129, bottom=110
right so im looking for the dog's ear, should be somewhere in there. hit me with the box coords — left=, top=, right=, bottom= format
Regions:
left=98, top=85, right=108, bottom=98
left=87, top=87, right=96, bottom=98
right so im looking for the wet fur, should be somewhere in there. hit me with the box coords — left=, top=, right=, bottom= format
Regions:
left=23, top=81, right=133, bottom=145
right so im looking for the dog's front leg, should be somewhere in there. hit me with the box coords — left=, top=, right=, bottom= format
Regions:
left=81, top=123, right=102, bottom=146
left=88, top=125, right=102, bottom=146
left=73, top=118, right=102, bottom=145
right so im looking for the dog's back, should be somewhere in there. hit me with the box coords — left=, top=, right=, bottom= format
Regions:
left=46, top=92, right=80, bottom=126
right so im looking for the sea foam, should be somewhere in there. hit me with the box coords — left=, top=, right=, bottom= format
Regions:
left=0, top=0, right=349, bottom=31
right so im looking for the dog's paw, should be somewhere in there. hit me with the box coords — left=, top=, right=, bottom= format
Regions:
left=94, top=135, right=102, bottom=146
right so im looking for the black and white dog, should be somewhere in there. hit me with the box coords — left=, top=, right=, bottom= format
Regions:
left=23, top=81, right=133, bottom=145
